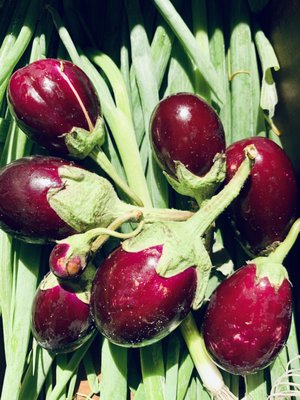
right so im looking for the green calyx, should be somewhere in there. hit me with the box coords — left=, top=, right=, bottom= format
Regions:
left=47, top=165, right=125, bottom=232
left=65, top=116, right=105, bottom=159
left=122, top=221, right=211, bottom=310
left=39, top=269, right=94, bottom=305
left=251, top=258, right=289, bottom=291
left=47, top=165, right=194, bottom=234
left=251, top=217, right=300, bottom=289
left=164, top=153, right=226, bottom=206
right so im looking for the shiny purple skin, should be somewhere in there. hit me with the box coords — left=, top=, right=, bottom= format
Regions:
left=0, top=156, right=77, bottom=243
left=90, top=245, right=197, bottom=347
left=49, top=243, right=85, bottom=279
left=150, top=93, right=226, bottom=177
left=202, top=264, right=292, bottom=375
left=7, top=58, right=100, bottom=155
left=226, top=137, right=298, bottom=254
left=31, top=276, right=94, bottom=353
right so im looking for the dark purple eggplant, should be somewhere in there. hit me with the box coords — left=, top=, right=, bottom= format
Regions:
left=225, top=136, right=298, bottom=255
left=8, top=58, right=100, bottom=157
left=31, top=271, right=95, bottom=353
left=150, top=92, right=225, bottom=178
left=202, top=218, right=300, bottom=375
left=91, top=245, right=197, bottom=346
left=0, top=155, right=77, bottom=242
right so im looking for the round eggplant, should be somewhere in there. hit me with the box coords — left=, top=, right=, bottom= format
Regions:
left=0, top=155, right=77, bottom=242
left=90, top=245, right=197, bottom=347
left=150, top=92, right=225, bottom=177
left=8, top=58, right=100, bottom=156
left=31, top=272, right=94, bottom=353
left=225, top=136, right=298, bottom=255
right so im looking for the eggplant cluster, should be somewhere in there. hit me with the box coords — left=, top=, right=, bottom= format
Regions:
left=1, top=57, right=299, bottom=380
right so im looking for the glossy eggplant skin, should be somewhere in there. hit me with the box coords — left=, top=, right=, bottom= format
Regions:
left=90, top=245, right=197, bottom=347
left=31, top=276, right=94, bottom=353
left=0, top=156, right=77, bottom=243
left=7, top=58, right=100, bottom=155
left=225, top=137, right=298, bottom=255
left=202, top=263, right=292, bottom=375
left=150, top=93, right=225, bottom=177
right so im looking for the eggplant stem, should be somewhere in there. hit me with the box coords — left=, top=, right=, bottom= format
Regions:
left=268, top=218, right=300, bottom=264
left=91, top=210, right=144, bottom=253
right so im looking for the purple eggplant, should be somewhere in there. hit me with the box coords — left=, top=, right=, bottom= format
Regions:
left=202, top=219, right=300, bottom=375
left=225, top=136, right=298, bottom=255
left=150, top=92, right=225, bottom=177
left=8, top=58, right=101, bottom=157
left=0, top=155, right=193, bottom=243
left=90, top=245, right=197, bottom=346
left=0, top=155, right=77, bottom=242
left=31, top=272, right=94, bottom=353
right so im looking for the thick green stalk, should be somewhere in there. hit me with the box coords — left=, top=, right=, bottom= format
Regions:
left=180, top=313, right=237, bottom=399
left=0, top=0, right=40, bottom=85
left=153, top=0, right=225, bottom=105
left=47, top=334, right=96, bottom=400
left=48, top=6, right=151, bottom=207
left=126, top=0, right=169, bottom=209
left=191, top=0, right=211, bottom=101
left=229, top=0, right=254, bottom=141
left=207, top=0, right=232, bottom=142
left=19, top=344, right=55, bottom=400
left=0, top=244, right=42, bottom=400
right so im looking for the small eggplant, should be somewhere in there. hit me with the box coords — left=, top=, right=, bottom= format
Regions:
left=225, top=136, right=298, bottom=255
left=8, top=58, right=101, bottom=157
left=202, top=219, right=300, bottom=375
left=31, top=271, right=95, bottom=353
left=150, top=92, right=225, bottom=177
left=90, top=245, right=197, bottom=346
left=0, top=155, right=77, bottom=242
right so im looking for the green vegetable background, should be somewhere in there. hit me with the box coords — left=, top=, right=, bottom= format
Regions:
left=0, top=0, right=299, bottom=399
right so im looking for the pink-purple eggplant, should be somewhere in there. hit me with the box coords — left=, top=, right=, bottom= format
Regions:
left=225, top=136, right=298, bottom=255
left=8, top=58, right=101, bottom=157
left=49, top=214, right=145, bottom=279
left=90, top=146, right=256, bottom=347
left=0, top=155, right=192, bottom=243
left=31, top=271, right=94, bottom=353
left=91, top=244, right=196, bottom=346
left=149, top=92, right=226, bottom=205
left=0, top=155, right=77, bottom=242
left=202, top=218, right=300, bottom=375
left=150, top=92, right=225, bottom=177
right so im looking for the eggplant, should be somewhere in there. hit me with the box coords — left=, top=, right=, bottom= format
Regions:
left=150, top=92, right=225, bottom=178
left=8, top=58, right=101, bottom=157
left=202, top=219, right=300, bottom=375
left=225, top=136, right=298, bottom=255
left=31, top=272, right=94, bottom=353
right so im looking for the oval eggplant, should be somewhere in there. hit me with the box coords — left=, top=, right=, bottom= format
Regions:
left=31, top=272, right=94, bottom=353
left=202, top=263, right=292, bottom=375
left=225, top=136, right=298, bottom=255
left=7, top=58, right=100, bottom=155
left=0, top=155, right=77, bottom=242
left=150, top=92, right=225, bottom=177
left=90, top=245, right=197, bottom=347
